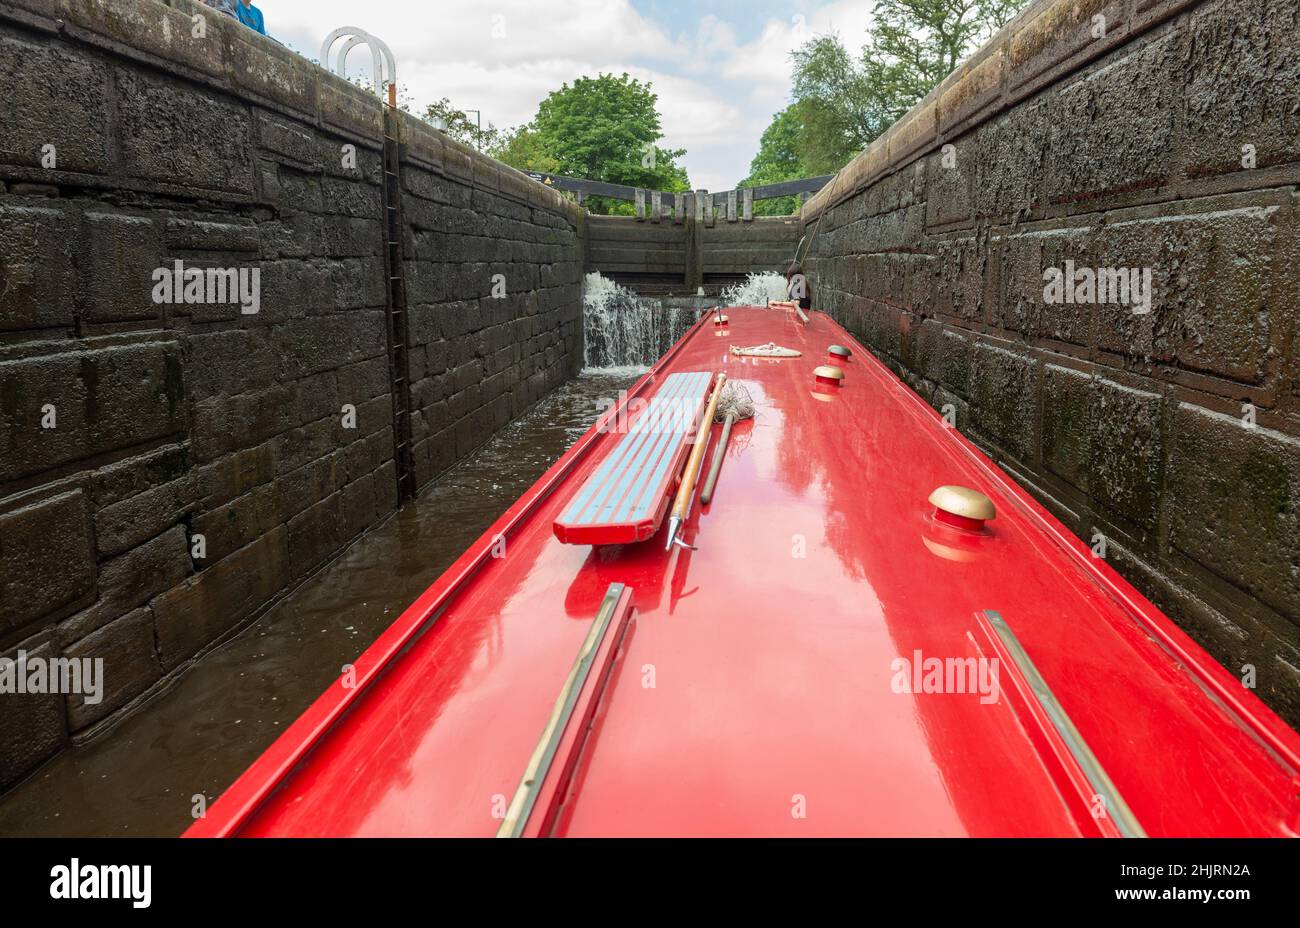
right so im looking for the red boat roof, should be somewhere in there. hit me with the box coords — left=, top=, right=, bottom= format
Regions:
left=187, top=307, right=1300, bottom=837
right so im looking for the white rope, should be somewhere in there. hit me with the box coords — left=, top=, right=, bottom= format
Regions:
left=715, top=383, right=755, bottom=423
left=729, top=342, right=801, bottom=358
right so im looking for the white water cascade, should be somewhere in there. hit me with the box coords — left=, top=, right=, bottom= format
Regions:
left=582, top=272, right=699, bottom=371
left=581, top=271, right=794, bottom=372
left=719, top=272, right=789, bottom=308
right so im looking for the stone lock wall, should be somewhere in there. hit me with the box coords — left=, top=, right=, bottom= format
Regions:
left=0, top=0, right=583, bottom=791
left=802, top=0, right=1300, bottom=725
left=400, top=118, right=585, bottom=486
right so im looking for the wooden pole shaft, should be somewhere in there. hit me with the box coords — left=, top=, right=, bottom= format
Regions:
left=671, top=374, right=726, bottom=525
left=699, top=414, right=735, bottom=505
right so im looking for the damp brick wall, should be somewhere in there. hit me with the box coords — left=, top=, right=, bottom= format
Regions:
left=0, top=0, right=583, bottom=790
left=801, top=0, right=1300, bottom=725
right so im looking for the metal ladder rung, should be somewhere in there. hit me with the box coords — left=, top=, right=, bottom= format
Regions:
left=380, top=119, right=416, bottom=504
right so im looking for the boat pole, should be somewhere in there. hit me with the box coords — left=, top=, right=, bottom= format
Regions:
left=666, top=373, right=726, bottom=550
left=700, top=382, right=755, bottom=505
left=698, top=415, right=734, bottom=506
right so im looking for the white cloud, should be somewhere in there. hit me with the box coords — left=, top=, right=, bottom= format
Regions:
left=261, top=0, right=879, bottom=191
left=273, top=0, right=674, bottom=68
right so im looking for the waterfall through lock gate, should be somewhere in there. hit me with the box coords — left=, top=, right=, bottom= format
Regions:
left=581, top=271, right=791, bottom=371
left=581, top=273, right=698, bottom=371
left=718, top=272, right=790, bottom=309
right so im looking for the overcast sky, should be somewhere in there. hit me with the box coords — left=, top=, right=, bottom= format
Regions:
left=263, top=0, right=878, bottom=191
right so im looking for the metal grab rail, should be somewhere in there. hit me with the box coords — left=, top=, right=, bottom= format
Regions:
left=320, top=26, right=396, bottom=98
left=496, top=583, right=636, bottom=837
left=980, top=610, right=1147, bottom=838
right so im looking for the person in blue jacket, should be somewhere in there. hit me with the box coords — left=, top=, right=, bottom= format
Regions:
left=236, top=1, right=266, bottom=35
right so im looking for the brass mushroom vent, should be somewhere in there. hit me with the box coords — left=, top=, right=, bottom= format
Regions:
left=929, top=485, right=995, bottom=533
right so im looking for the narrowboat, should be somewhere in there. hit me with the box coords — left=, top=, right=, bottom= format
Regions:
left=186, top=305, right=1300, bottom=837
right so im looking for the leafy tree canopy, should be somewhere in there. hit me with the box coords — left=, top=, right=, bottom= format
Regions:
left=738, top=106, right=805, bottom=216
left=422, top=74, right=689, bottom=215
left=422, top=97, right=503, bottom=152
left=493, top=124, right=560, bottom=175
left=746, top=0, right=1028, bottom=213
left=529, top=73, right=690, bottom=213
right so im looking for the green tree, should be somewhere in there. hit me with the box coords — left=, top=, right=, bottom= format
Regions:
left=790, top=37, right=896, bottom=173
left=422, top=97, right=501, bottom=152
left=530, top=73, right=690, bottom=214
left=738, top=106, right=805, bottom=216
left=491, top=124, right=560, bottom=174
left=871, top=0, right=1024, bottom=94
left=413, top=76, right=688, bottom=215
left=780, top=0, right=1028, bottom=177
